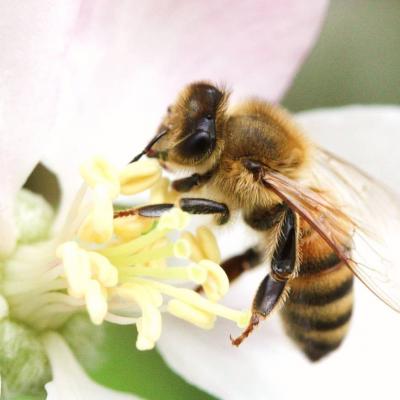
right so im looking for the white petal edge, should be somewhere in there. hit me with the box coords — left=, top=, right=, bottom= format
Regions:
left=42, top=332, right=141, bottom=400
left=157, top=106, right=400, bottom=400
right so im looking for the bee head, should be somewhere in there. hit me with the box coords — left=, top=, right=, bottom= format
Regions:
left=133, top=82, right=228, bottom=171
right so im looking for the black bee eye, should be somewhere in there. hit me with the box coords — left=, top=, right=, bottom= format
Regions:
left=179, top=116, right=216, bottom=159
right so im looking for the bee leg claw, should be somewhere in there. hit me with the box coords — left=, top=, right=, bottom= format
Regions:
left=232, top=208, right=298, bottom=344
left=232, top=273, right=288, bottom=346
left=231, top=313, right=261, bottom=346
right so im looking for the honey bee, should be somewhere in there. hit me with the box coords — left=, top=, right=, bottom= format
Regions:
left=131, top=82, right=400, bottom=361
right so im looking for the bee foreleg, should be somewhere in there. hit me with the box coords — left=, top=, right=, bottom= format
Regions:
left=172, top=171, right=212, bottom=192
left=232, top=209, right=299, bottom=346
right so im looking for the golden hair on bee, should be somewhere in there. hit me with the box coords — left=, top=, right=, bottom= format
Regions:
left=132, top=81, right=400, bottom=361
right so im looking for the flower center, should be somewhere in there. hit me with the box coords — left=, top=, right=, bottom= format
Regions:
left=0, top=157, right=250, bottom=351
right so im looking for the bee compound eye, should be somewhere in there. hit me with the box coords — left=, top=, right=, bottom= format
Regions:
left=180, top=130, right=212, bottom=158
left=180, top=114, right=217, bottom=159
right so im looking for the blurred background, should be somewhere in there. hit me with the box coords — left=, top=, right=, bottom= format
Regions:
left=284, top=0, right=400, bottom=111
left=18, top=1, right=400, bottom=399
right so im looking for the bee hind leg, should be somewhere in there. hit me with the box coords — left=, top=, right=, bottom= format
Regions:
left=231, top=273, right=289, bottom=346
left=232, top=208, right=299, bottom=346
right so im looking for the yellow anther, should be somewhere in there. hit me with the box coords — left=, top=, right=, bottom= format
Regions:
left=113, top=215, right=154, bottom=241
left=136, top=309, right=162, bottom=351
left=57, top=242, right=91, bottom=297
left=120, top=284, right=162, bottom=350
left=199, top=260, right=229, bottom=301
left=202, top=279, right=221, bottom=302
left=88, top=252, right=118, bottom=287
left=150, top=177, right=179, bottom=204
left=80, top=156, right=120, bottom=198
left=196, top=226, right=221, bottom=264
left=181, top=232, right=203, bottom=263
left=157, top=208, right=190, bottom=231
left=85, top=279, right=108, bottom=325
left=236, top=311, right=252, bottom=328
left=187, top=264, right=208, bottom=284
left=173, top=239, right=191, bottom=258
left=167, top=299, right=216, bottom=330
left=119, top=159, right=161, bottom=195
left=118, top=283, right=163, bottom=308
left=78, top=185, right=114, bottom=243
left=183, top=227, right=221, bottom=264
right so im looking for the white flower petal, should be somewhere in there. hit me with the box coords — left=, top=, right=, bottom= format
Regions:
left=157, top=106, right=400, bottom=400
left=0, top=2, right=82, bottom=255
left=296, top=105, right=400, bottom=187
left=43, top=332, right=141, bottom=400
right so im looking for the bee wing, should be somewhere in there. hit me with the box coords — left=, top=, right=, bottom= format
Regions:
left=262, top=149, right=400, bottom=312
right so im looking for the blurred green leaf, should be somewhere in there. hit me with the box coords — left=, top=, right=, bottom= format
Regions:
left=88, top=323, right=216, bottom=400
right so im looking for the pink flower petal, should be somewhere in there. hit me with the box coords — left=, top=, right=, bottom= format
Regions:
left=1, top=1, right=328, bottom=246
left=0, top=1, right=82, bottom=254
left=42, top=0, right=328, bottom=225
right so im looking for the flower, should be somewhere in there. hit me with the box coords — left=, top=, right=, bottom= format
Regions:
left=0, top=156, right=250, bottom=396
left=1, top=0, right=330, bottom=398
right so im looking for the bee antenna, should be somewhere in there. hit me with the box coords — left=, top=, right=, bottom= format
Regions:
left=129, top=128, right=169, bottom=163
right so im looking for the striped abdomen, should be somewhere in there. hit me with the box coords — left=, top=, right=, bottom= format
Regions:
left=280, top=224, right=354, bottom=361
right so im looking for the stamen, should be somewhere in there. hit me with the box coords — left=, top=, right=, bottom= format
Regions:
left=56, top=242, right=91, bottom=297
left=113, top=215, right=154, bottom=240
left=119, top=159, right=161, bottom=195
left=87, top=252, right=118, bottom=287
left=119, top=264, right=207, bottom=284
left=120, top=238, right=190, bottom=266
left=167, top=299, right=216, bottom=329
left=196, top=227, right=221, bottom=263
left=182, top=227, right=221, bottom=264
left=3, top=158, right=248, bottom=358
left=85, top=280, right=108, bottom=325
left=100, top=227, right=169, bottom=258
left=181, top=232, right=204, bottom=262
left=135, top=279, right=250, bottom=328
left=150, top=177, right=179, bottom=204
left=80, top=156, right=120, bottom=198
left=199, top=260, right=229, bottom=301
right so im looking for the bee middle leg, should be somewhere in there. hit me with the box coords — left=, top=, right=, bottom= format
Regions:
left=219, top=247, right=262, bottom=283
left=232, top=208, right=299, bottom=345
